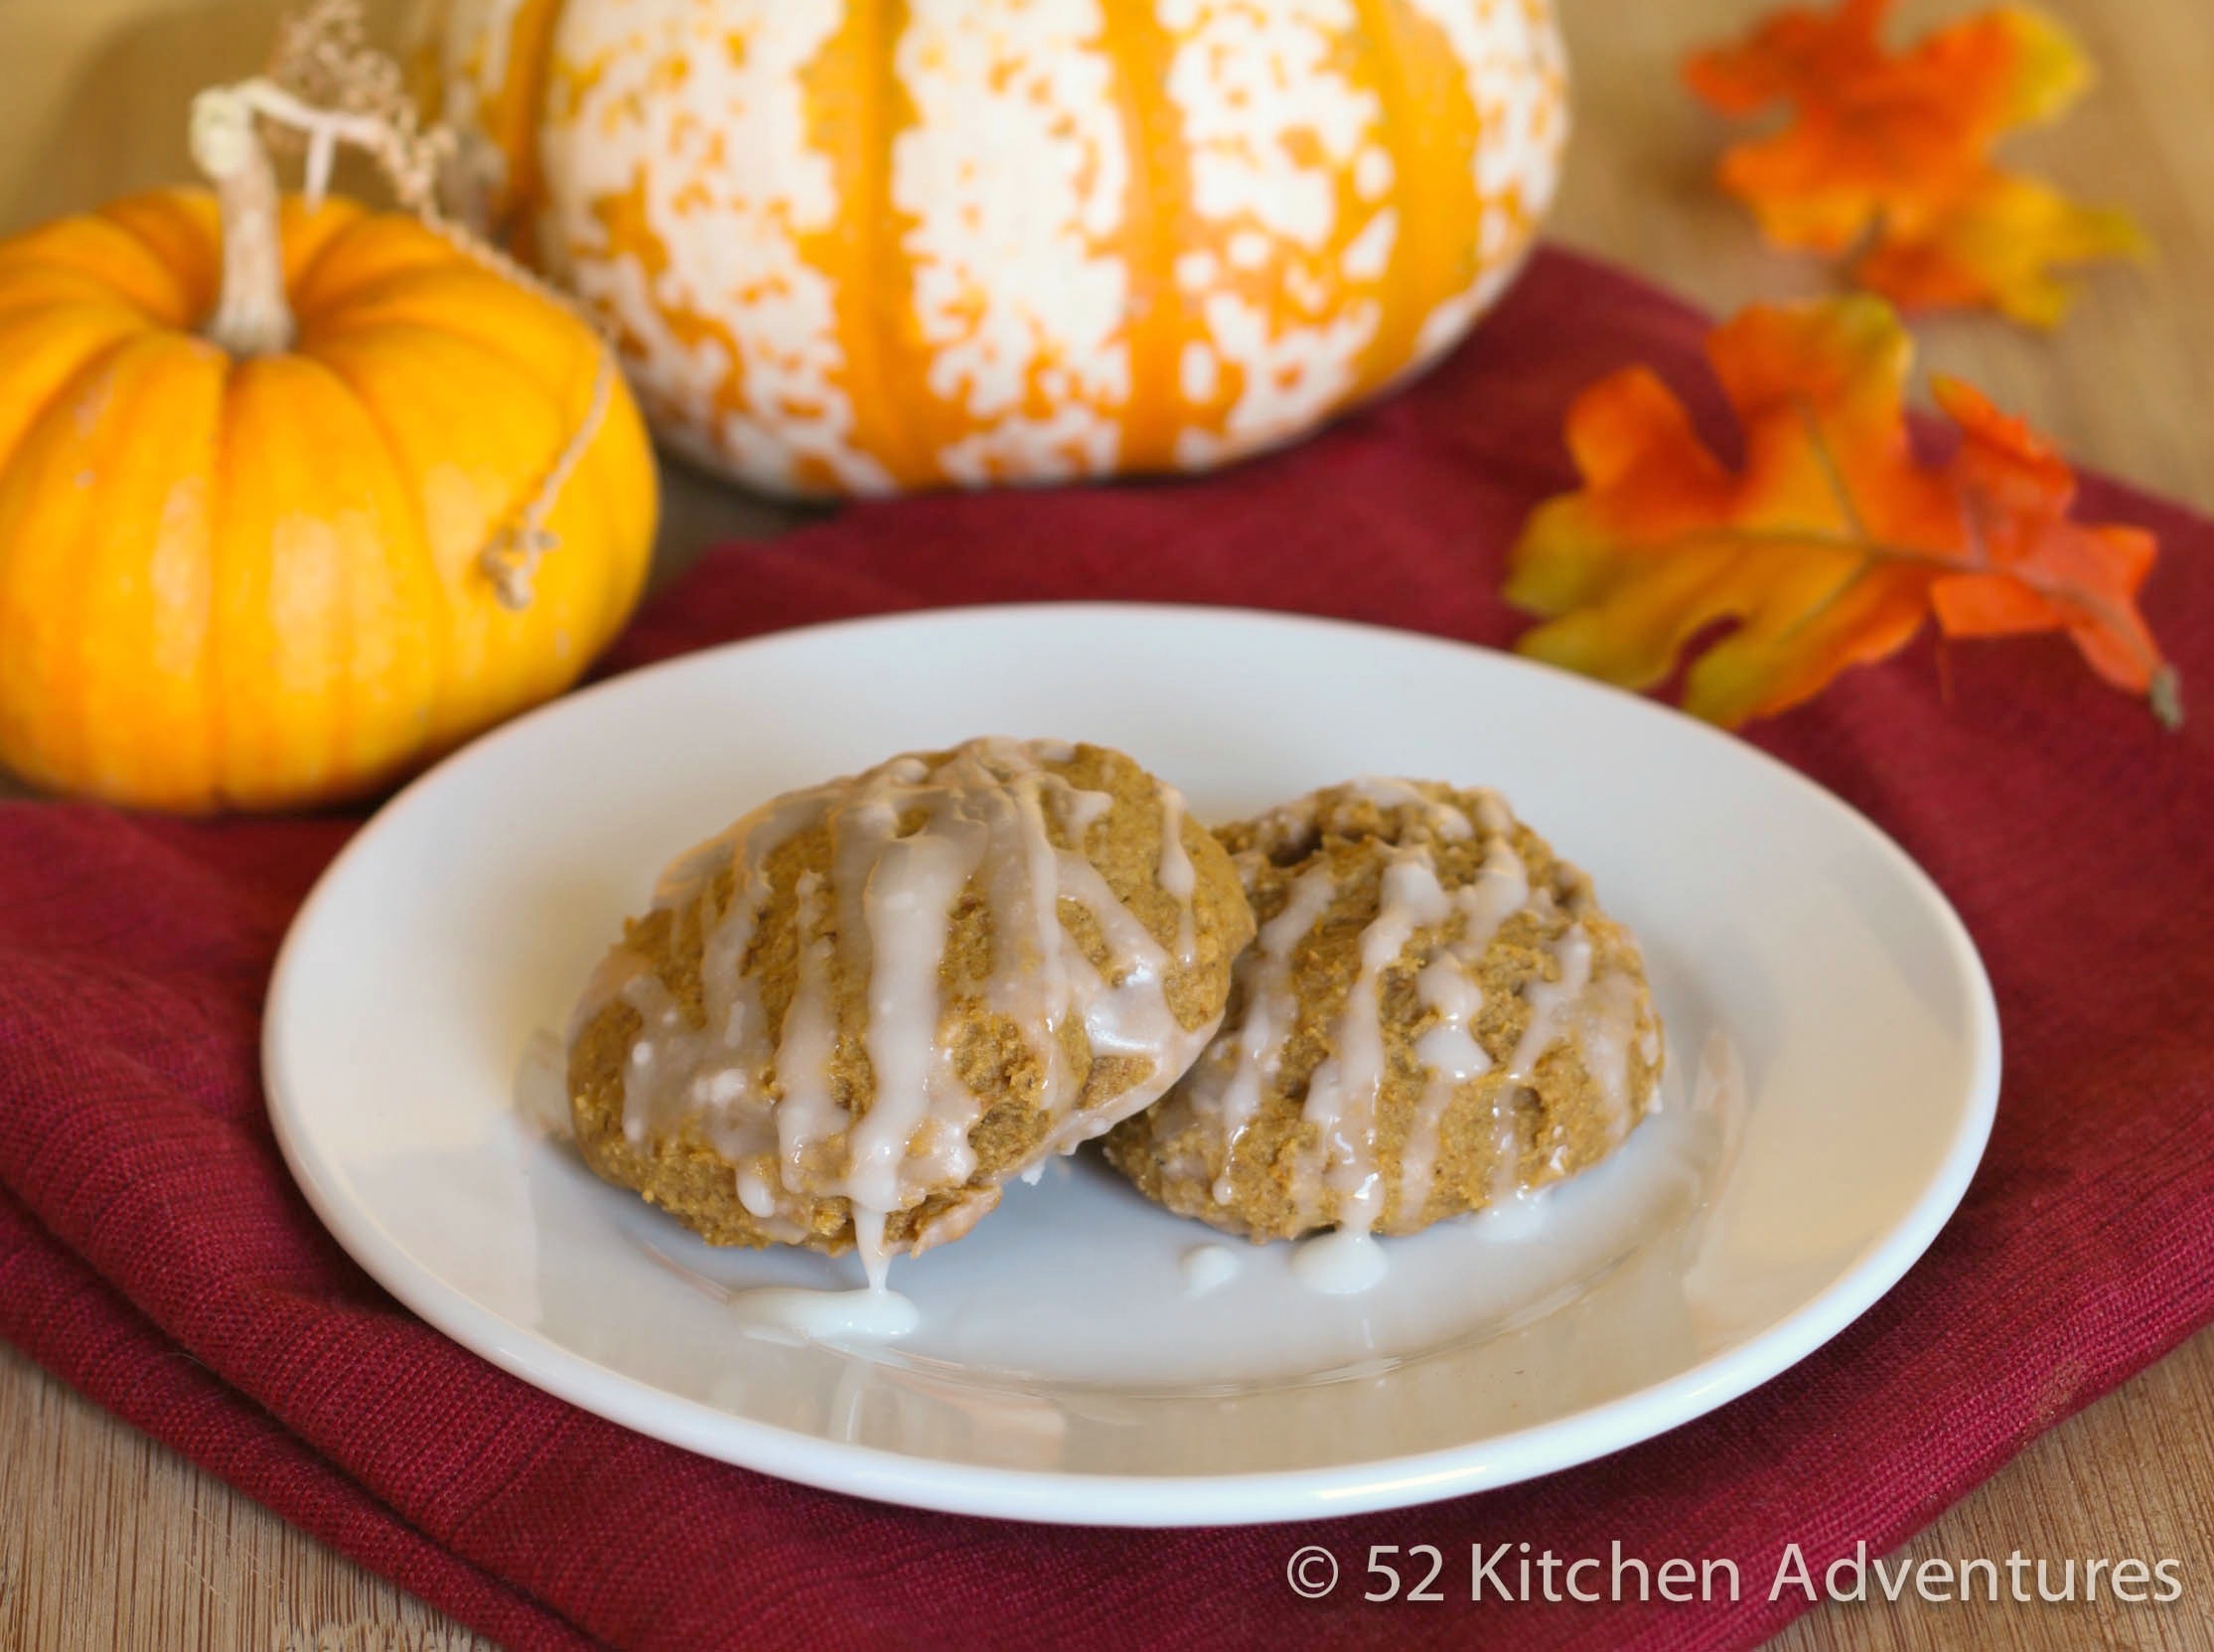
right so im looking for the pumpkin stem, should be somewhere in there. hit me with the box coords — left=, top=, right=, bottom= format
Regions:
left=191, top=87, right=295, bottom=357
left=191, top=79, right=400, bottom=356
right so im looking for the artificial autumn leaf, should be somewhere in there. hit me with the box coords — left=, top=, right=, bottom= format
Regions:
left=1686, top=0, right=2145, bottom=326
left=1507, top=296, right=2179, bottom=729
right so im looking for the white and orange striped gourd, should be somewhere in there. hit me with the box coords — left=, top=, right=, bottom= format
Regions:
left=427, top=0, right=1568, bottom=498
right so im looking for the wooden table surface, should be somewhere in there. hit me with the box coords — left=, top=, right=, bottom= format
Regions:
left=3, top=1, right=2210, bottom=1647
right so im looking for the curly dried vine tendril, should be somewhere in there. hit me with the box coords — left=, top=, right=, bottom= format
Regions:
left=187, top=0, right=619, bottom=611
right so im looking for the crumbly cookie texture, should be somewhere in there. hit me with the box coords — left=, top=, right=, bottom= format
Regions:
left=567, top=738, right=1254, bottom=1273
left=1105, top=779, right=1663, bottom=1243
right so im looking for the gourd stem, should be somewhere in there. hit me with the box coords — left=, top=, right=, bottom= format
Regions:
left=192, top=86, right=295, bottom=357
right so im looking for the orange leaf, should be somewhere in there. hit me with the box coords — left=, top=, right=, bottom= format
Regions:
left=1685, top=0, right=2143, bottom=325
left=1855, top=171, right=2147, bottom=329
left=1506, top=297, right=2179, bottom=728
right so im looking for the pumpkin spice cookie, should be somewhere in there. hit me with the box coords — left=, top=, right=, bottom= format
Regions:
left=567, top=738, right=1255, bottom=1277
left=1104, top=779, right=1663, bottom=1244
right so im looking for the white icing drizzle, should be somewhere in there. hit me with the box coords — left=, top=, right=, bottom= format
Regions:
left=1455, top=829, right=1536, bottom=950
left=729, top=1283, right=921, bottom=1343
left=571, top=738, right=1212, bottom=1292
left=990, top=775, right=1082, bottom=1114
left=1398, top=830, right=1533, bottom=1219
left=1157, top=787, right=1200, bottom=972
left=773, top=872, right=845, bottom=1181
left=849, top=1205, right=893, bottom=1294
left=1400, top=960, right=1486, bottom=1221
left=512, top=1026, right=573, bottom=1139
left=1291, top=1229, right=1389, bottom=1294
left=1180, top=1243, right=1241, bottom=1298
left=1505, top=921, right=1593, bottom=1088
left=1339, top=776, right=1476, bottom=840
left=846, top=824, right=984, bottom=1211
left=1504, top=919, right=1657, bottom=1149
left=1193, top=862, right=1342, bottom=1203
left=1477, top=1185, right=1552, bottom=1242
left=1057, top=785, right=1116, bottom=838
left=735, top=1164, right=780, bottom=1219
left=1051, top=850, right=1183, bottom=1060
left=1577, top=969, right=1649, bottom=1142
left=1293, top=849, right=1451, bottom=1234
left=1487, top=1091, right=1527, bottom=1212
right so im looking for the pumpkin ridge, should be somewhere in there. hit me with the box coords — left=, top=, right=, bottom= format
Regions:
left=205, top=357, right=268, bottom=804
left=295, top=261, right=559, bottom=360
left=282, top=200, right=406, bottom=316
left=296, top=252, right=606, bottom=447
left=303, top=311, right=640, bottom=743
left=302, top=341, right=460, bottom=746
left=1349, top=0, right=1419, bottom=394
left=0, top=332, right=208, bottom=796
left=326, top=367, right=360, bottom=798
left=206, top=353, right=385, bottom=805
left=86, top=337, right=224, bottom=802
left=289, top=330, right=598, bottom=771
left=0, top=288, right=164, bottom=336
left=1373, top=0, right=1488, bottom=384
left=0, top=305, right=165, bottom=477
left=0, top=325, right=151, bottom=519
left=6, top=208, right=207, bottom=328
left=307, top=287, right=597, bottom=447
left=98, top=190, right=233, bottom=327
left=284, top=212, right=466, bottom=323
left=0, top=332, right=130, bottom=786
left=840, top=0, right=933, bottom=490
left=1097, top=0, right=1186, bottom=472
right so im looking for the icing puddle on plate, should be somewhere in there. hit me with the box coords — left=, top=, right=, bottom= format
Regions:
left=516, top=1023, right=1747, bottom=1390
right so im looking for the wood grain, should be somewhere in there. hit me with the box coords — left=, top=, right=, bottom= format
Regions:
left=3, top=1, right=2211, bottom=1647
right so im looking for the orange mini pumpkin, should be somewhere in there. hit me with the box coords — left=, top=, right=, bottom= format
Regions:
left=0, top=79, right=657, bottom=813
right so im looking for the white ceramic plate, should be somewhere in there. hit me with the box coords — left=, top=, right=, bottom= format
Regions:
left=265, top=604, right=1999, bottom=1526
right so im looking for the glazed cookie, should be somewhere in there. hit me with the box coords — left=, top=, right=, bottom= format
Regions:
left=567, top=738, right=1254, bottom=1277
left=1104, top=779, right=1663, bottom=1243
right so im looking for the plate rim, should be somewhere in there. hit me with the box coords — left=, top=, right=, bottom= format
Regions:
left=263, top=601, right=2002, bottom=1527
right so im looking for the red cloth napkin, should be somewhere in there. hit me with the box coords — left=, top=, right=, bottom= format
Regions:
left=3, top=247, right=2211, bottom=1652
